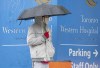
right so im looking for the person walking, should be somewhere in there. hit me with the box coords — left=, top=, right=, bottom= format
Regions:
left=27, top=16, right=55, bottom=68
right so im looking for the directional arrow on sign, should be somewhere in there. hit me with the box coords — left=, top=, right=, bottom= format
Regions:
left=93, top=49, right=98, bottom=57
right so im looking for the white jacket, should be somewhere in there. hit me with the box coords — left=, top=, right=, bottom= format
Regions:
left=27, top=22, right=55, bottom=61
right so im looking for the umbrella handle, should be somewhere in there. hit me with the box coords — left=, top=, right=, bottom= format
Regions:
left=42, top=16, right=50, bottom=59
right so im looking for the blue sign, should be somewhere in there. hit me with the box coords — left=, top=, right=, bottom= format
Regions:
left=56, top=0, right=100, bottom=68
left=0, top=0, right=100, bottom=68
left=0, top=0, right=57, bottom=68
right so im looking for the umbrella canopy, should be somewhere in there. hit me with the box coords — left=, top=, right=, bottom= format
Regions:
left=18, top=4, right=70, bottom=20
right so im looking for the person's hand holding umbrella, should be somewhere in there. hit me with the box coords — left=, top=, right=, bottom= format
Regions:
left=43, top=31, right=49, bottom=39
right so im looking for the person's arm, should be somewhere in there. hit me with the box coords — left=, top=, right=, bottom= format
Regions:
left=27, top=26, right=45, bottom=46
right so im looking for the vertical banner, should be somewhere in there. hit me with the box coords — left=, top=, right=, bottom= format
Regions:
left=56, top=0, right=100, bottom=68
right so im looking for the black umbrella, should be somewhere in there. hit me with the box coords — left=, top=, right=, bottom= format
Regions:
left=18, top=4, right=70, bottom=20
